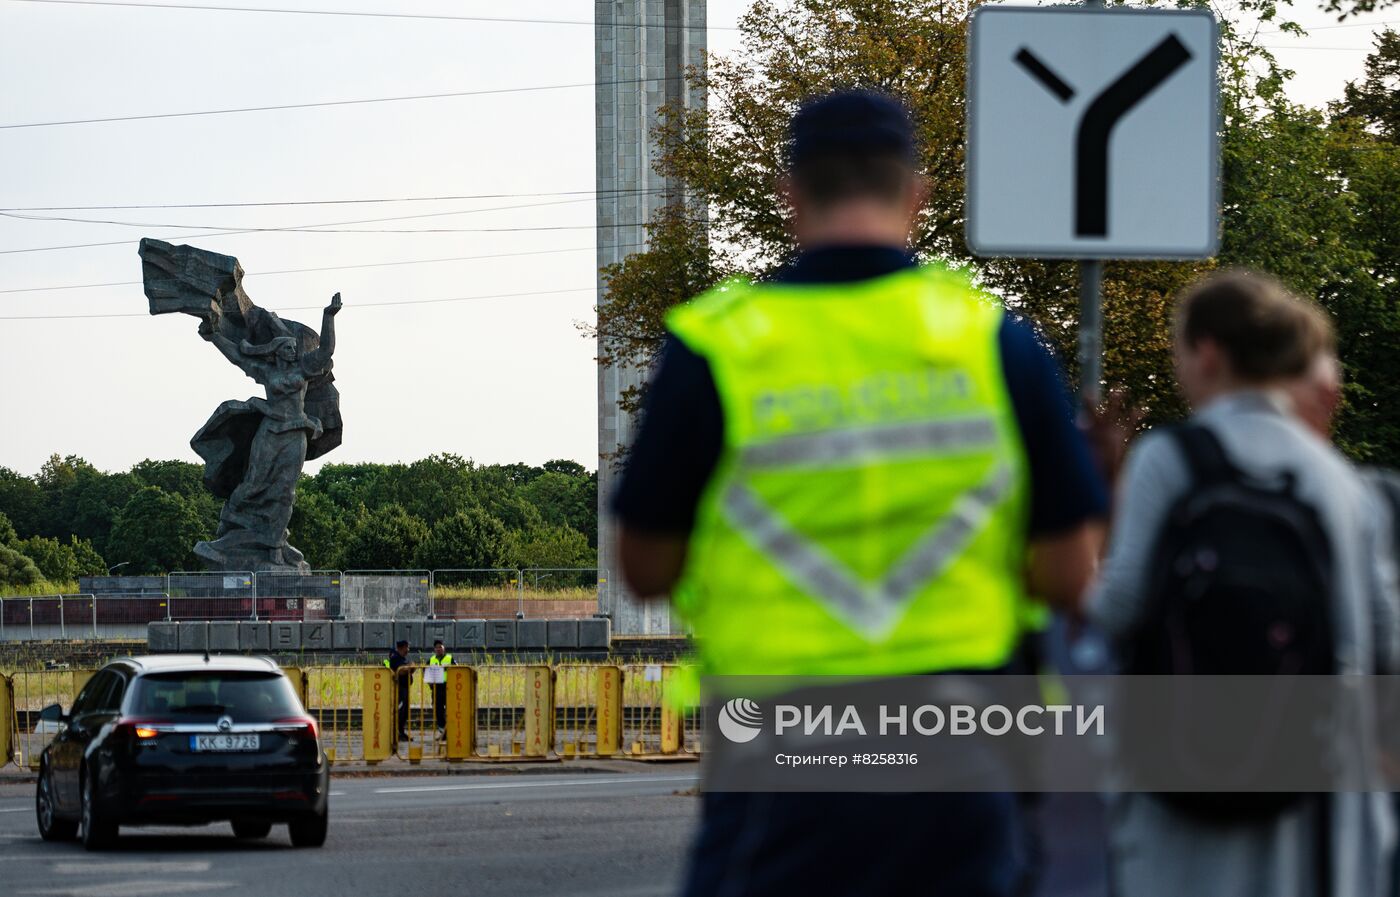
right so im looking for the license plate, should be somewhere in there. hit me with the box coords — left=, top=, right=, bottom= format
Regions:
left=190, top=734, right=260, bottom=752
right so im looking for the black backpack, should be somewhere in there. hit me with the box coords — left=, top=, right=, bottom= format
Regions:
left=1124, top=424, right=1336, bottom=820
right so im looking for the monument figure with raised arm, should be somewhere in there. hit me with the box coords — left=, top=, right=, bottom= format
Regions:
left=139, top=237, right=344, bottom=573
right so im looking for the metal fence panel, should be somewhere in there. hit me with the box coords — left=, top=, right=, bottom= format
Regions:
left=9, top=669, right=93, bottom=769
left=342, top=571, right=430, bottom=620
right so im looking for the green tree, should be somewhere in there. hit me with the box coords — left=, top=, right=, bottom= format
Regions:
left=15, top=535, right=80, bottom=582
left=0, top=509, right=18, bottom=546
left=67, top=536, right=108, bottom=577
left=543, top=459, right=588, bottom=477
left=339, top=504, right=430, bottom=570
left=1325, top=29, right=1400, bottom=460
left=414, top=508, right=509, bottom=570
left=105, top=487, right=210, bottom=574
left=521, top=472, right=597, bottom=547
left=0, top=544, right=42, bottom=588
left=288, top=491, right=350, bottom=570
left=131, top=459, right=207, bottom=499
left=0, top=467, right=44, bottom=537
left=501, top=524, right=596, bottom=569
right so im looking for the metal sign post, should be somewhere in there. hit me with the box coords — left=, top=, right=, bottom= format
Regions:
left=1078, top=259, right=1103, bottom=406
left=1079, top=0, right=1104, bottom=408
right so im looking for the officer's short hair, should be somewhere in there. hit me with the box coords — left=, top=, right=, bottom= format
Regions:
left=1175, top=270, right=1335, bottom=384
left=433, top=639, right=444, bottom=647
left=787, top=90, right=918, bottom=209
left=395, top=639, right=409, bottom=648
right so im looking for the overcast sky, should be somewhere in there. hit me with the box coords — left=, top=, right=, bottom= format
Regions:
left=0, top=0, right=1392, bottom=478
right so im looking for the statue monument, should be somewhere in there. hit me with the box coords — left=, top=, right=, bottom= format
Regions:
left=139, top=237, right=343, bottom=573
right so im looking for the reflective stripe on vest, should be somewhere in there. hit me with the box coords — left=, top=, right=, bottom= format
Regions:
left=666, top=264, right=1032, bottom=677
left=721, top=462, right=1013, bottom=637
left=429, top=655, right=453, bottom=666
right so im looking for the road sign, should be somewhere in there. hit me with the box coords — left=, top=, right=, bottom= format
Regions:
left=967, top=5, right=1219, bottom=259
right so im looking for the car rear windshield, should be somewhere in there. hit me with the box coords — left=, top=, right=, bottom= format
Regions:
left=129, top=671, right=302, bottom=720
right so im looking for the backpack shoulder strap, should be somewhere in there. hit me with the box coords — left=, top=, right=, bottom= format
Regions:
left=1169, top=424, right=1238, bottom=487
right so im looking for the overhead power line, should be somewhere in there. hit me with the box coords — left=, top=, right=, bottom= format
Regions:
left=8, top=0, right=730, bottom=30
left=1258, top=44, right=1376, bottom=51
left=0, top=219, right=654, bottom=256
left=1258, top=19, right=1398, bottom=34
left=0, top=74, right=686, bottom=131
left=0, top=194, right=602, bottom=231
left=0, top=187, right=664, bottom=212
left=0, top=286, right=597, bottom=321
left=0, top=245, right=625, bottom=295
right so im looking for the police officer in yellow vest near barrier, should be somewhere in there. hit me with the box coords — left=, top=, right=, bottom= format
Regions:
left=614, top=91, right=1109, bottom=896
left=425, top=640, right=452, bottom=738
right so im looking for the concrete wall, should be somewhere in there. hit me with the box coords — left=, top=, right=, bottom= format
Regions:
left=145, top=618, right=613, bottom=653
left=595, top=0, right=706, bottom=635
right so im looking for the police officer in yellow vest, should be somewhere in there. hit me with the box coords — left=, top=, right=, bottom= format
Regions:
left=425, top=639, right=452, bottom=736
left=613, top=90, right=1108, bottom=897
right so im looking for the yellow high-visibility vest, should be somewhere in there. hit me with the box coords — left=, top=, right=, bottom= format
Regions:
left=667, top=262, right=1032, bottom=677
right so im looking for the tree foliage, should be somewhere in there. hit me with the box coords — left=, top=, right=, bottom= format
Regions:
left=414, top=508, right=510, bottom=570
left=594, top=1, right=1400, bottom=462
left=0, top=455, right=597, bottom=579
left=106, top=487, right=210, bottom=575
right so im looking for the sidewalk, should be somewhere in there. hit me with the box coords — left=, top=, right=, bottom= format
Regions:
left=0, top=754, right=697, bottom=784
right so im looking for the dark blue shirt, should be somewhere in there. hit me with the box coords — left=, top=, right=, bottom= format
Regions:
left=386, top=651, right=410, bottom=691
left=612, top=246, right=1108, bottom=538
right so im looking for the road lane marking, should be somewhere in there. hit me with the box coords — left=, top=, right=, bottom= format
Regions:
left=24, top=879, right=234, bottom=897
left=373, top=775, right=697, bottom=795
left=0, top=808, right=27, bottom=813
left=54, top=861, right=212, bottom=875
left=329, top=790, right=345, bottom=796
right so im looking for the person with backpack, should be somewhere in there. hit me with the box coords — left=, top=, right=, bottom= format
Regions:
left=1288, top=348, right=1400, bottom=897
left=1089, top=270, right=1399, bottom=897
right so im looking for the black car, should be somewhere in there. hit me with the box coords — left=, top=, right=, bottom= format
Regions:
left=34, top=654, right=329, bottom=850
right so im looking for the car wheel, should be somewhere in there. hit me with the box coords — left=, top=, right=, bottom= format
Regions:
left=79, top=770, right=116, bottom=851
left=288, top=808, right=328, bottom=848
left=36, top=765, right=77, bottom=842
left=232, top=819, right=273, bottom=839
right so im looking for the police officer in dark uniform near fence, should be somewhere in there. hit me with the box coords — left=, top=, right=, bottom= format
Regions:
left=613, top=90, right=1109, bottom=896
left=383, top=639, right=414, bottom=743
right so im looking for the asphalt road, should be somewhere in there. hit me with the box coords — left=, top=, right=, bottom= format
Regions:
left=0, top=773, right=1108, bottom=896
left=0, top=772, right=702, bottom=897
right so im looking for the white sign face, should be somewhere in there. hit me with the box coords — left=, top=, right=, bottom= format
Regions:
left=967, top=6, right=1219, bottom=259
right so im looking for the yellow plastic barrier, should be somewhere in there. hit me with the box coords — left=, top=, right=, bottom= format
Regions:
left=363, top=667, right=394, bottom=763
left=1, top=675, right=12, bottom=769
left=305, top=666, right=362, bottom=763
left=475, top=665, right=530, bottom=758
left=443, top=666, right=475, bottom=760
left=10, top=669, right=94, bottom=769
left=597, top=665, right=622, bottom=756
left=0, top=662, right=697, bottom=768
left=282, top=666, right=309, bottom=708
left=523, top=665, right=553, bottom=758
left=660, top=666, right=682, bottom=755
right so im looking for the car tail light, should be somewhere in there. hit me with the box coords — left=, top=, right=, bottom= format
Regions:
left=274, top=716, right=319, bottom=740
left=116, top=720, right=169, bottom=741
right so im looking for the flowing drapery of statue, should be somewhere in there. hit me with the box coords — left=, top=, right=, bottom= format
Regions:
left=139, top=237, right=343, bottom=573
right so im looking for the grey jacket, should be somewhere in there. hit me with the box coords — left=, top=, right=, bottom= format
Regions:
left=1089, top=390, right=1399, bottom=897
